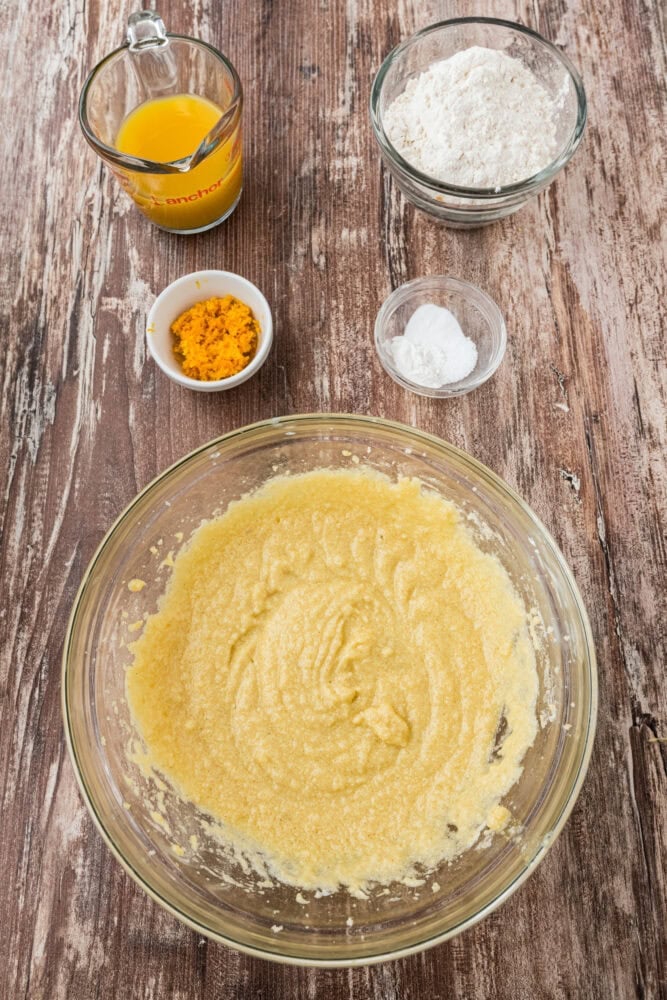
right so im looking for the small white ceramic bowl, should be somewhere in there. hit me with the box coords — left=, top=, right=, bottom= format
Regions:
left=146, top=270, right=273, bottom=392
left=375, top=276, right=507, bottom=398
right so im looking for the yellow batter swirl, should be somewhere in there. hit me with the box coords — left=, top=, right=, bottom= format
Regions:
left=127, top=469, right=538, bottom=892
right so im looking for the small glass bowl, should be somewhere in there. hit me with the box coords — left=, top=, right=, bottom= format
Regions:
left=370, top=18, right=587, bottom=227
left=375, top=276, right=507, bottom=398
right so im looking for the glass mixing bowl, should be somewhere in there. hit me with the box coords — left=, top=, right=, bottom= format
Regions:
left=62, top=415, right=597, bottom=966
left=370, top=18, right=587, bottom=227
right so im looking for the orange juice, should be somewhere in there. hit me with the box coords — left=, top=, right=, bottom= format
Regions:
left=115, top=94, right=242, bottom=231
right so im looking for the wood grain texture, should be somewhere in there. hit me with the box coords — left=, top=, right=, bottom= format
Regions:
left=1, top=0, right=665, bottom=996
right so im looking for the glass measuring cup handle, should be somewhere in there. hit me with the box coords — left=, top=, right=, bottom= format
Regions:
left=126, top=10, right=178, bottom=99
left=127, top=10, right=168, bottom=47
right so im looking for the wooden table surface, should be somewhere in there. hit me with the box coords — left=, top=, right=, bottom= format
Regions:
left=1, top=0, right=665, bottom=997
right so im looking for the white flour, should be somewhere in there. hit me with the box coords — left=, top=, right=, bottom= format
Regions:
left=389, top=303, right=477, bottom=387
left=384, top=46, right=562, bottom=188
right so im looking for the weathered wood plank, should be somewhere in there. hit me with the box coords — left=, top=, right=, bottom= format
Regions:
left=0, top=0, right=664, bottom=997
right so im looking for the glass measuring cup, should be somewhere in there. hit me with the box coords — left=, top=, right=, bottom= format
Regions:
left=80, top=11, right=243, bottom=234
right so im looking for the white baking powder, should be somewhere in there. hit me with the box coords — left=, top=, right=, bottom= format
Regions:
left=389, top=303, right=477, bottom=387
left=384, top=46, right=562, bottom=188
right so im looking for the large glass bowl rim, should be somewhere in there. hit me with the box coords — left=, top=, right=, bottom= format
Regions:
left=370, top=17, right=588, bottom=200
left=62, top=413, right=598, bottom=967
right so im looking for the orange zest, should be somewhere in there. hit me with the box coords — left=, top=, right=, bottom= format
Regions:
left=171, top=295, right=259, bottom=380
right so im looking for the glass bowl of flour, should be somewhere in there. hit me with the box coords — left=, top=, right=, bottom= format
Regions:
left=375, top=276, right=507, bottom=398
left=370, top=17, right=587, bottom=227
